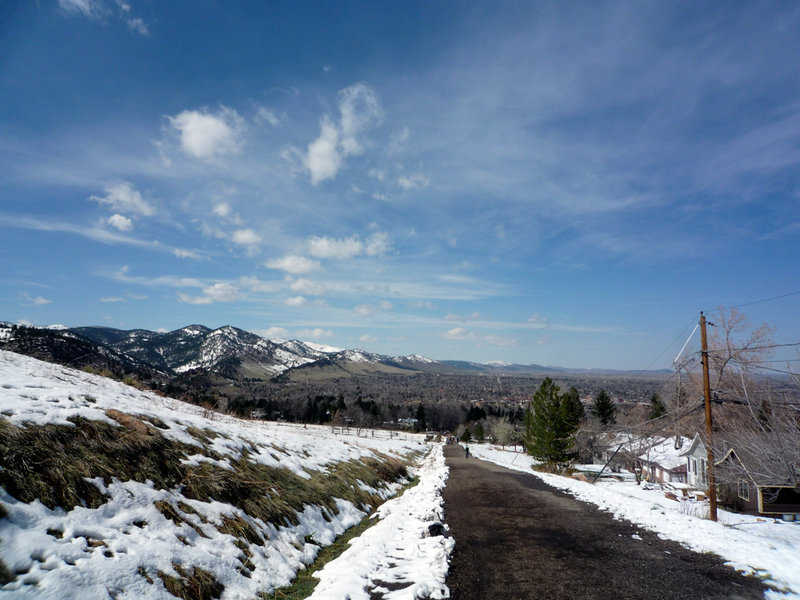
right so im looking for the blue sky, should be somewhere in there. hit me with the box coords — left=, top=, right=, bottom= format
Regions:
left=2, top=1, right=800, bottom=369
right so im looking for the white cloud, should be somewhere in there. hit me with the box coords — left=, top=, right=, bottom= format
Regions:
left=354, top=303, right=376, bottom=316
left=60, top=0, right=149, bottom=34
left=485, top=334, right=518, bottom=347
left=255, top=106, right=280, bottom=127
left=239, top=276, right=279, bottom=293
left=380, top=301, right=393, bottom=311
left=232, top=228, right=262, bottom=252
left=445, top=311, right=481, bottom=322
left=168, top=107, right=245, bottom=160
left=288, top=278, right=326, bottom=296
left=410, top=301, right=436, bottom=310
left=100, top=296, right=125, bottom=303
left=308, top=235, right=363, bottom=260
left=444, top=327, right=474, bottom=340
left=22, top=293, right=52, bottom=306
left=107, top=214, right=133, bottom=231
left=90, top=182, right=154, bottom=216
left=126, top=16, right=148, bottom=35
left=308, top=231, right=390, bottom=260
left=58, top=0, right=103, bottom=18
left=173, top=248, right=200, bottom=259
left=305, top=116, right=342, bottom=184
left=284, top=296, right=307, bottom=307
left=338, top=83, right=382, bottom=155
left=296, top=328, right=333, bottom=339
left=178, top=282, right=241, bottom=305
left=528, top=313, right=549, bottom=325
left=364, top=231, right=390, bottom=256
left=257, top=326, right=289, bottom=339
left=397, top=173, right=430, bottom=191
left=265, top=255, right=320, bottom=274
left=387, top=126, right=410, bottom=154
left=299, top=83, right=382, bottom=184
left=360, top=334, right=378, bottom=343
left=213, top=202, right=231, bottom=217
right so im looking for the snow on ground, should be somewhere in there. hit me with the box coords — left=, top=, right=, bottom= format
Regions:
left=0, top=351, right=452, bottom=599
left=470, top=445, right=800, bottom=599
left=310, top=446, right=453, bottom=600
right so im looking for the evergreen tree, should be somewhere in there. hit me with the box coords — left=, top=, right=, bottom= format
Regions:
left=560, top=386, right=584, bottom=429
left=524, top=377, right=579, bottom=470
left=649, top=393, right=666, bottom=420
left=474, top=421, right=485, bottom=443
left=592, top=389, right=616, bottom=426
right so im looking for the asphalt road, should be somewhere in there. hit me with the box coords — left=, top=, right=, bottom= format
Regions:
left=441, top=444, right=768, bottom=600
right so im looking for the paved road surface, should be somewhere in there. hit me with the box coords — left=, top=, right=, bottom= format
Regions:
left=442, top=444, right=767, bottom=600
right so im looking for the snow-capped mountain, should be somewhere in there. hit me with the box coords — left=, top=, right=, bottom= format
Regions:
left=71, top=325, right=328, bottom=379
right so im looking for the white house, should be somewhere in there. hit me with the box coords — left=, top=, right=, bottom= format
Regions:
left=682, top=434, right=709, bottom=488
left=639, top=436, right=690, bottom=484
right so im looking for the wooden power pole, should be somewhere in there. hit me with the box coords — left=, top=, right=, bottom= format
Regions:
left=699, top=312, right=718, bottom=521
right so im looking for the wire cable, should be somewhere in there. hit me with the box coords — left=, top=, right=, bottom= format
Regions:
left=725, top=289, right=800, bottom=309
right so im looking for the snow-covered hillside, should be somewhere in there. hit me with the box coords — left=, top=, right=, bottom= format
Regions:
left=0, top=351, right=452, bottom=599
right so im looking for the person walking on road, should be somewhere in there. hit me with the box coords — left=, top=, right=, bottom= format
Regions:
left=465, top=445, right=470, bottom=458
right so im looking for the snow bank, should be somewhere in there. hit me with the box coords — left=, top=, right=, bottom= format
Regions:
left=470, top=445, right=800, bottom=599
left=309, top=444, right=453, bottom=599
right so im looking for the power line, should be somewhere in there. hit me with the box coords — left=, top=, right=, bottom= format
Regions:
left=706, top=341, right=800, bottom=353
left=641, top=316, right=698, bottom=371
left=725, top=289, right=800, bottom=309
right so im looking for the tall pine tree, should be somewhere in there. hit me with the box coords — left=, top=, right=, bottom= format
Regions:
left=592, top=389, right=616, bottom=426
left=524, top=378, right=580, bottom=471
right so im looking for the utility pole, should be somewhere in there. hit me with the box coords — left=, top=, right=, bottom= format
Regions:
left=700, top=312, right=718, bottom=521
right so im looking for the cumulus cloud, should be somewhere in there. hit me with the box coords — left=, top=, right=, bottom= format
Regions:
left=354, top=303, right=376, bottom=316
left=397, top=173, right=430, bottom=191
left=304, top=117, right=341, bottom=185
left=380, top=301, right=393, bottom=310
left=168, top=107, right=245, bottom=160
left=232, top=228, right=262, bottom=254
left=213, top=202, right=231, bottom=217
left=107, top=214, right=133, bottom=231
left=265, top=255, right=320, bottom=274
left=284, top=296, right=307, bottom=307
left=299, top=83, right=383, bottom=184
left=444, top=327, right=473, bottom=340
left=360, top=334, right=378, bottom=343
left=308, top=231, right=390, bottom=260
left=90, top=182, right=154, bottom=216
left=257, top=326, right=289, bottom=339
left=296, top=328, right=333, bottom=339
left=239, top=276, right=279, bottom=293
left=178, top=282, right=241, bottom=305
left=308, top=234, right=363, bottom=260
left=173, top=248, right=200, bottom=259
left=100, top=296, right=125, bottom=303
left=288, top=278, right=326, bottom=296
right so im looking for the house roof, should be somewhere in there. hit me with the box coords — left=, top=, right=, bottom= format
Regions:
left=639, top=436, right=691, bottom=471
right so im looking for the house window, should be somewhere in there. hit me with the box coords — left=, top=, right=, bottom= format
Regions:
left=738, top=479, right=750, bottom=501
